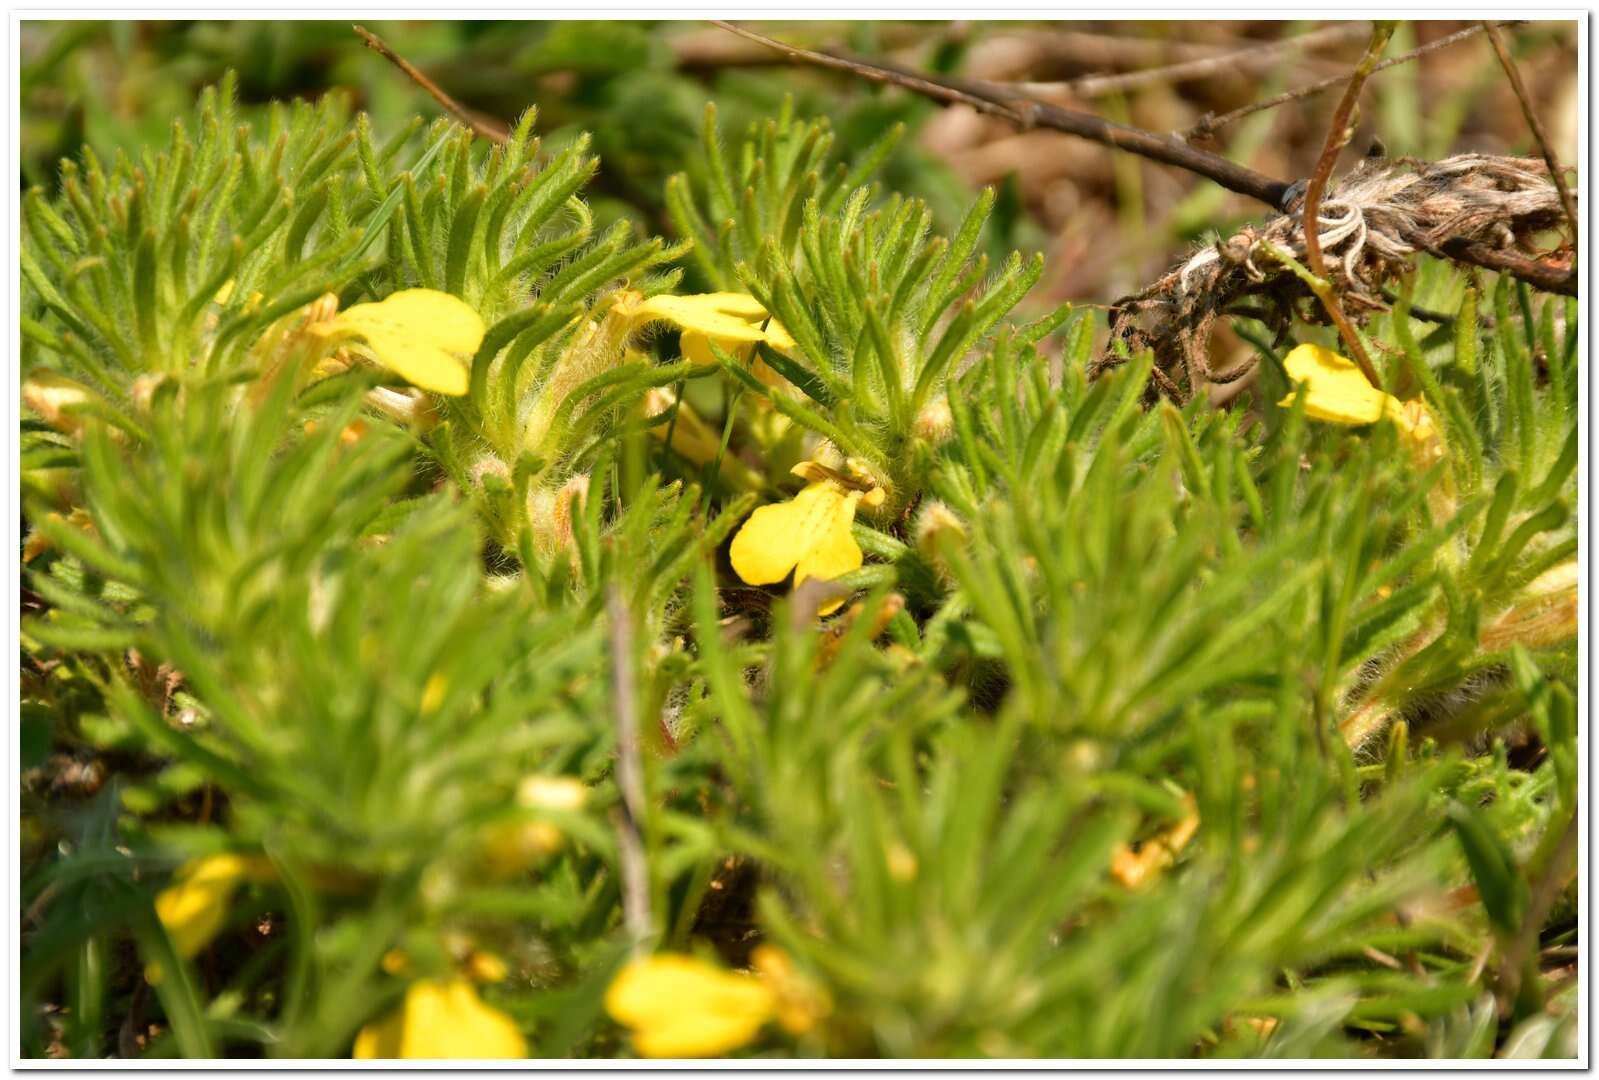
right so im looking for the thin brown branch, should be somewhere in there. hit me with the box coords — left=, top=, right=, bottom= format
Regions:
left=606, top=585, right=652, bottom=952
left=1436, top=239, right=1576, bottom=297
left=1021, top=29, right=1237, bottom=71
left=352, top=24, right=509, bottom=145
left=1185, top=23, right=1510, bottom=140
left=1020, top=22, right=1371, bottom=101
left=1301, top=22, right=1393, bottom=387
left=671, top=21, right=935, bottom=68
left=1483, top=21, right=1579, bottom=241
left=710, top=19, right=1292, bottom=210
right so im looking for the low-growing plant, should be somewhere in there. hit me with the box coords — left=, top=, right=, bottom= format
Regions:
left=20, top=69, right=1578, bottom=1061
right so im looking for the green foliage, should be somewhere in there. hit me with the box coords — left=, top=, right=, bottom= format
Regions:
left=668, top=103, right=1067, bottom=506
left=20, top=72, right=1578, bottom=1062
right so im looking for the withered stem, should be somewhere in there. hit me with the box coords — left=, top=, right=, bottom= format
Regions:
left=1482, top=21, right=1580, bottom=242
left=1301, top=22, right=1393, bottom=388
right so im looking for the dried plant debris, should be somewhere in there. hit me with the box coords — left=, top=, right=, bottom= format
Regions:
left=1099, top=154, right=1574, bottom=399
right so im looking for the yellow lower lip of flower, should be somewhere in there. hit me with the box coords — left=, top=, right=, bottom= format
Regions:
left=1278, top=343, right=1444, bottom=459
left=517, top=775, right=589, bottom=811
left=1278, top=342, right=1395, bottom=426
left=319, top=289, right=484, bottom=397
left=728, top=467, right=884, bottom=616
left=353, top=978, right=527, bottom=1059
left=625, top=292, right=796, bottom=366
left=605, top=954, right=776, bottom=1058
left=153, top=853, right=276, bottom=960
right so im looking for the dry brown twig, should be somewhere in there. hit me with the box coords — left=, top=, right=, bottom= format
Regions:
left=1183, top=23, right=1512, bottom=140
left=712, top=18, right=1575, bottom=403
left=1296, top=21, right=1394, bottom=387
left=352, top=24, right=509, bottom=144
left=710, top=19, right=1292, bottom=209
left=1482, top=21, right=1579, bottom=240
left=1018, top=22, right=1373, bottom=101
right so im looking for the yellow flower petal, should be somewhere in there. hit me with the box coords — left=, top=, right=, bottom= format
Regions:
left=730, top=477, right=876, bottom=616
left=354, top=978, right=527, bottom=1059
left=1277, top=342, right=1398, bottom=426
left=479, top=819, right=565, bottom=879
left=763, top=319, right=797, bottom=353
left=793, top=489, right=864, bottom=594
left=729, top=482, right=847, bottom=586
left=465, top=950, right=510, bottom=985
left=629, top=293, right=795, bottom=368
left=154, top=854, right=260, bottom=959
left=690, top=292, right=769, bottom=320
left=329, top=289, right=485, bottom=396
left=643, top=388, right=728, bottom=469
left=419, top=672, right=448, bottom=715
left=631, top=295, right=770, bottom=345
left=605, top=954, right=775, bottom=1058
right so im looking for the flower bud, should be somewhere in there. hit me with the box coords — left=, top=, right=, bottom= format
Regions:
left=526, top=474, right=590, bottom=564
left=22, top=370, right=100, bottom=437
left=469, top=455, right=511, bottom=489
left=517, top=775, right=589, bottom=812
left=1480, top=560, right=1578, bottom=651
left=912, top=395, right=954, bottom=446
left=913, top=499, right=966, bottom=578
left=366, top=386, right=439, bottom=431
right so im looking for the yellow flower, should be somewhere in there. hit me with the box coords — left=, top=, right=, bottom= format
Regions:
left=641, top=387, right=763, bottom=490
left=729, top=462, right=886, bottom=616
left=353, top=978, right=527, bottom=1059
left=419, top=672, right=448, bottom=715
left=155, top=854, right=272, bottom=958
left=147, top=853, right=275, bottom=984
left=479, top=775, right=590, bottom=879
left=463, top=950, right=510, bottom=985
left=1277, top=342, right=1430, bottom=435
left=622, top=292, right=796, bottom=368
left=313, top=289, right=485, bottom=396
left=641, top=386, right=724, bottom=467
left=605, top=953, right=777, bottom=1058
